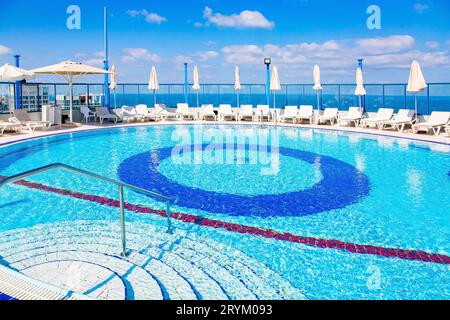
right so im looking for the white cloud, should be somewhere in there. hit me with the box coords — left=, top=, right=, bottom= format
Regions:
left=413, top=3, right=430, bottom=13
left=426, top=41, right=440, bottom=49
left=174, top=51, right=218, bottom=64
left=221, top=35, right=450, bottom=75
left=355, top=35, right=415, bottom=55
left=122, top=48, right=161, bottom=63
left=126, top=9, right=167, bottom=25
left=196, top=51, right=219, bottom=61
left=82, top=58, right=104, bottom=67
left=202, top=6, right=275, bottom=29
left=0, top=45, right=12, bottom=56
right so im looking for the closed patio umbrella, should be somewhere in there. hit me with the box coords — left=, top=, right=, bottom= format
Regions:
left=0, top=64, right=35, bottom=81
left=355, top=67, right=366, bottom=112
left=270, top=65, right=281, bottom=109
left=31, top=61, right=111, bottom=122
left=407, top=60, right=427, bottom=120
left=313, top=65, right=322, bottom=112
left=234, top=66, right=241, bottom=107
left=148, top=66, right=160, bottom=107
left=109, top=65, right=118, bottom=109
left=192, top=66, right=200, bottom=108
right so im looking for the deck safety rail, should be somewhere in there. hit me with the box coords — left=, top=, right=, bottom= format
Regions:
left=0, top=163, right=174, bottom=257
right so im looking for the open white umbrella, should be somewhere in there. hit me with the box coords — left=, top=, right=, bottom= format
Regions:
left=192, top=66, right=200, bottom=108
left=31, top=61, right=111, bottom=122
left=313, top=65, right=322, bottom=111
left=355, top=67, right=366, bottom=112
left=270, top=65, right=281, bottom=109
left=407, top=60, right=427, bottom=119
left=109, top=65, right=118, bottom=109
left=234, top=66, right=241, bottom=107
left=0, top=64, right=35, bottom=81
left=148, top=66, right=160, bottom=107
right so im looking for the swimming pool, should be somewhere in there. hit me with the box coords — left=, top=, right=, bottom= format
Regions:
left=0, top=124, right=449, bottom=300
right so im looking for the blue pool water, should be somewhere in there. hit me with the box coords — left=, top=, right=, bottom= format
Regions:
left=0, top=124, right=449, bottom=300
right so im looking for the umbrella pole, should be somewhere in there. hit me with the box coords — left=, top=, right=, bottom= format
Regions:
left=316, top=91, right=320, bottom=112
left=414, top=93, right=418, bottom=120
left=197, top=91, right=199, bottom=108
left=114, top=91, right=117, bottom=109
left=69, top=80, right=73, bottom=123
left=153, top=89, right=156, bottom=107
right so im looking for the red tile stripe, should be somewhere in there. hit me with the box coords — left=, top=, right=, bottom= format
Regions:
left=4, top=176, right=450, bottom=265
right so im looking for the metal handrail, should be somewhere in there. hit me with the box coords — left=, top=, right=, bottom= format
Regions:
left=0, top=163, right=174, bottom=257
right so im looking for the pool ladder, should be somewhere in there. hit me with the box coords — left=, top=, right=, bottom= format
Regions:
left=0, top=163, right=174, bottom=257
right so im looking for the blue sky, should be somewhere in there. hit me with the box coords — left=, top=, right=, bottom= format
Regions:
left=0, top=0, right=449, bottom=83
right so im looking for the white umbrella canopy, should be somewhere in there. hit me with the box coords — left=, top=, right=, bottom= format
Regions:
left=109, top=65, right=118, bottom=109
left=270, top=66, right=281, bottom=110
left=313, top=65, right=322, bottom=111
left=0, top=63, right=35, bottom=81
left=192, top=66, right=200, bottom=107
left=148, top=66, right=160, bottom=106
left=355, top=67, right=366, bottom=112
left=109, top=65, right=117, bottom=91
left=407, top=60, right=427, bottom=118
left=31, top=61, right=111, bottom=122
left=313, top=65, right=322, bottom=91
left=355, top=68, right=366, bottom=96
left=234, top=66, right=241, bottom=107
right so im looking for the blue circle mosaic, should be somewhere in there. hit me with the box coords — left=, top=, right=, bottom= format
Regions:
left=118, top=144, right=371, bottom=217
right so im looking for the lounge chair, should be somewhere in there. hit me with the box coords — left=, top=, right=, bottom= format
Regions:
left=295, top=105, right=314, bottom=124
left=80, top=106, right=96, bottom=123
left=360, top=108, right=394, bottom=129
left=412, top=111, right=450, bottom=136
left=176, top=103, right=196, bottom=120
left=155, top=104, right=178, bottom=121
left=317, top=108, right=339, bottom=125
left=279, top=106, right=298, bottom=123
left=338, top=107, right=364, bottom=127
left=238, top=105, right=254, bottom=121
left=135, top=104, right=159, bottom=121
left=218, top=104, right=237, bottom=121
left=0, top=121, right=22, bottom=136
left=10, top=109, right=51, bottom=133
left=253, top=105, right=271, bottom=122
left=95, top=107, right=118, bottom=124
left=445, top=125, right=450, bottom=137
left=198, top=104, right=217, bottom=121
left=121, top=106, right=146, bottom=123
left=378, top=109, right=415, bottom=132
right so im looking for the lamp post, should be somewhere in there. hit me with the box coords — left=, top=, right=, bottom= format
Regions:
left=184, top=63, right=189, bottom=104
left=14, top=55, right=21, bottom=109
left=264, top=58, right=271, bottom=107
left=104, top=7, right=110, bottom=109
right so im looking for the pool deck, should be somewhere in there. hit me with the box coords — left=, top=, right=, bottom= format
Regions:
left=1, top=120, right=449, bottom=147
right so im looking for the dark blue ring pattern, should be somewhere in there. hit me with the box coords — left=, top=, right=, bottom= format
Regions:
left=118, top=144, right=371, bottom=217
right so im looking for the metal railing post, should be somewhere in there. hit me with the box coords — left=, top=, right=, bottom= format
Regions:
left=118, top=184, right=127, bottom=257
left=166, top=200, right=173, bottom=234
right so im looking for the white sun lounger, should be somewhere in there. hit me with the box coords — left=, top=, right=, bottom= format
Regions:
left=199, top=104, right=217, bottom=121
left=122, top=106, right=147, bottom=123
left=378, top=109, right=415, bottom=132
left=279, top=106, right=298, bottom=123
left=253, top=105, right=271, bottom=122
left=155, top=104, right=178, bottom=121
left=176, top=103, right=196, bottom=120
left=412, top=111, right=450, bottom=136
left=0, top=121, right=22, bottom=136
left=295, top=105, right=314, bottom=124
left=10, top=109, right=51, bottom=133
left=317, top=108, right=339, bottom=125
left=360, top=108, right=394, bottom=129
left=135, top=104, right=159, bottom=121
left=238, top=105, right=254, bottom=121
left=95, top=107, right=119, bottom=124
left=218, top=104, right=237, bottom=121
left=338, top=107, right=364, bottom=127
